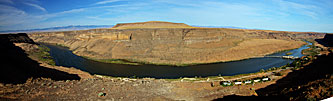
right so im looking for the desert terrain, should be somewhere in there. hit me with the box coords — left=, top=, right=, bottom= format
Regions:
left=28, top=21, right=325, bottom=65
left=1, top=30, right=332, bottom=100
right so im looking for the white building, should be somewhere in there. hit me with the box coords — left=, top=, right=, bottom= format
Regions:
left=223, top=82, right=231, bottom=85
left=262, top=78, right=269, bottom=81
left=234, top=82, right=242, bottom=85
left=253, top=79, right=260, bottom=82
left=244, top=81, right=252, bottom=84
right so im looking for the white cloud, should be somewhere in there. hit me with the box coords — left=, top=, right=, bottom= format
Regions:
left=0, top=0, right=14, bottom=4
left=38, top=8, right=85, bottom=20
left=94, top=0, right=123, bottom=5
left=24, top=3, right=46, bottom=12
left=273, top=0, right=320, bottom=19
left=0, top=4, right=30, bottom=29
left=0, top=5, right=25, bottom=15
left=0, top=4, right=86, bottom=31
left=153, top=0, right=201, bottom=7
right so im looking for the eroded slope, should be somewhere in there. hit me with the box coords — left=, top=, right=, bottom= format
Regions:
left=28, top=22, right=326, bottom=65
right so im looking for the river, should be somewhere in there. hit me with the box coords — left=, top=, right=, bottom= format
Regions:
left=44, top=42, right=311, bottom=79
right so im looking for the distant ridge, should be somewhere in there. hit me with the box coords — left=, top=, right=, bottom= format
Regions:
left=112, top=21, right=196, bottom=29
left=0, top=25, right=114, bottom=34
left=191, top=25, right=248, bottom=29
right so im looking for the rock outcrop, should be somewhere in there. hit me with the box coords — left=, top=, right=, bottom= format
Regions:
left=0, top=33, right=81, bottom=84
left=0, top=33, right=36, bottom=44
left=315, top=33, right=333, bottom=47
left=322, top=34, right=333, bottom=46
left=28, top=21, right=327, bottom=65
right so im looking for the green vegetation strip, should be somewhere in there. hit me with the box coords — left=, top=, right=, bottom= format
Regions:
left=81, top=56, right=204, bottom=66
left=30, top=45, right=56, bottom=65
left=94, top=45, right=317, bottom=82
left=81, top=57, right=141, bottom=65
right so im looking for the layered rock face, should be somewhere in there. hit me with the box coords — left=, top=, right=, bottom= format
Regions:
left=28, top=22, right=326, bottom=65
left=112, top=21, right=194, bottom=29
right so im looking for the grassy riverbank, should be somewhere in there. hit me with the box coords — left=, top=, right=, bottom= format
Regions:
left=93, top=53, right=316, bottom=83
left=92, top=41, right=319, bottom=82
left=29, top=45, right=56, bottom=65
left=45, top=40, right=308, bottom=67
left=38, top=40, right=315, bottom=82
left=82, top=57, right=141, bottom=65
left=44, top=40, right=307, bottom=67
left=80, top=56, right=204, bottom=66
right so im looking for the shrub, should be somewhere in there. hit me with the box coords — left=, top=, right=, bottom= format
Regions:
left=98, top=92, right=106, bottom=97
left=275, top=72, right=283, bottom=76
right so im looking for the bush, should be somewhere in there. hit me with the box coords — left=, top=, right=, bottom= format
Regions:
left=98, top=92, right=106, bottom=97
left=32, top=45, right=56, bottom=65
left=275, top=72, right=283, bottom=76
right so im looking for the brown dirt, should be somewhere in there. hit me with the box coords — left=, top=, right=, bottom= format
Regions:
left=0, top=74, right=286, bottom=100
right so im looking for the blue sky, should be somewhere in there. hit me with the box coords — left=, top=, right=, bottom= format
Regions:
left=0, top=0, right=332, bottom=32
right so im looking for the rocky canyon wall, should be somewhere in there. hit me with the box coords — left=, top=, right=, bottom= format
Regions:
left=28, top=28, right=326, bottom=65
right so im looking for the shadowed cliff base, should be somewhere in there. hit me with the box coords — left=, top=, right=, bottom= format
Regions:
left=315, top=34, right=333, bottom=47
left=0, top=33, right=80, bottom=84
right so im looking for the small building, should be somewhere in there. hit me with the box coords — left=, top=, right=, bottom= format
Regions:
left=253, top=79, right=260, bottom=82
left=244, top=80, right=252, bottom=84
left=223, top=82, right=232, bottom=86
left=223, top=82, right=232, bottom=85
left=262, top=78, right=270, bottom=81
left=220, top=81, right=232, bottom=86
left=234, top=82, right=242, bottom=85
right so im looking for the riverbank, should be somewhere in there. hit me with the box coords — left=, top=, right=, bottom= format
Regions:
left=28, top=37, right=318, bottom=81
left=39, top=38, right=320, bottom=82
left=19, top=37, right=313, bottom=81
left=14, top=43, right=93, bottom=80
left=28, top=24, right=323, bottom=66
left=2, top=50, right=331, bottom=100
left=48, top=39, right=306, bottom=66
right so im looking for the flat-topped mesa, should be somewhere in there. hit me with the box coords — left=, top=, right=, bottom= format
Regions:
left=112, top=21, right=196, bottom=29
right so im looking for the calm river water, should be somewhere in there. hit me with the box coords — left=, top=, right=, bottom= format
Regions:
left=44, top=42, right=310, bottom=79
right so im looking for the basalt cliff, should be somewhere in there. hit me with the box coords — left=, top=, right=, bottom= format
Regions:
left=28, top=21, right=327, bottom=65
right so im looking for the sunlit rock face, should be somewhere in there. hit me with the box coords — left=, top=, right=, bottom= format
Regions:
left=28, top=21, right=326, bottom=65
